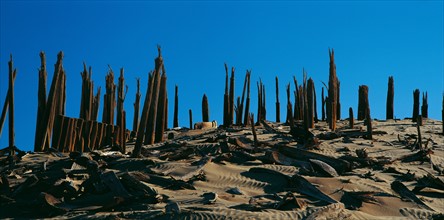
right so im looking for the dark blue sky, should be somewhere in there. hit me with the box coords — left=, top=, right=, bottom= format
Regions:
left=1, top=1, right=443, bottom=151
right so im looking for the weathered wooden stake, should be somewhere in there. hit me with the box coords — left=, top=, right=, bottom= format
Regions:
left=365, top=106, right=373, bottom=140
left=357, top=85, right=369, bottom=121
left=132, top=71, right=154, bottom=157
left=133, top=78, right=141, bottom=132
left=33, top=52, right=47, bottom=150
left=8, top=55, right=15, bottom=156
left=421, top=92, right=428, bottom=118
left=412, top=89, right=420, bottom=122
left=306, top=78, right=315, bottom=129
left=155, top=71, right=167, bottom=143
left=321, top=87, right=325, bottom=121
left=313, top=84, right=318, bottom=123
left=37, top=52, right=63, bottom=152
left=243, top=73, right=251, bottom=126
left=250, top=113, right=258, bottom=146
left=145, top=69, right=162, bottom=145
left=223, top=63, right=229, bottom=126
left=349, top=107, right=354, bottom=129
left=202, top=94, right=209, bottom=122
left=229, top=67, right=235, bottom=125
left=237, top=71, right=249, bottom=125
left=189, top=109, right=193, bottom=129
left=386, top=76, right=394, bottom=120
left=92, top=87, right=101, bottom=121
left=275, top=76, right=280, bottom=123
left=328, top=49, right=338, bottom=131
left=173, top=85, right=179, bottom=128
left=285, top=83, right=291, bottom=124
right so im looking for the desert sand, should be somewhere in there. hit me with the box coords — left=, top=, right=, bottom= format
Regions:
left=0, top=118, right=443, bottom=219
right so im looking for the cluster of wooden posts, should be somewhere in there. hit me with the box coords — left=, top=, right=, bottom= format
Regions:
left=0, top=47, right=443, bottom=157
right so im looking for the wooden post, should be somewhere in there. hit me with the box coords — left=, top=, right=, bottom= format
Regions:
left=386, top=76, right=394, bottom=120
left=116, top=68, right=126, bottom=152
left=237, top=71, right=249, bottom=125
left=243, top=72, right=251, bottom=126
left=102, top=67, right=116, bottom=125
left=132, top=71, right=155, bottom=157
left=250, top=113, right=258, bottom=146
left=8, top=55, right=15, bottom=156
left=275, top=76, right=280, bottom=123
left=321, top=87, right=325, bottom=121
left=202, top=94, right=209, bottom=122
left=306, top=78, right=314, bottom=129
left=133, top=78, right=141, bottom=132
left=328, top=49, right=338, bottom=131
left=223, top=63, right=229, bottom=127
left=92, top=87, right=101, bottom=121
left=313, top=84, right=318, bottom=123
left=417, top=116, right=422, bottom=149
left=293, top=77, right=300, bottom=120
left=285, top=83, right=291, bottom=124
left=358, top=85, right=369, bottom=121
left=173, top=85, right=179, bottom=128
left=262, top=83, right=266, bottom=121
left=256, top=81, right=262, bottom=123
left=37, top=52, right=63, bottom=152
left=229, top=67, right=235, bottom=125
left=189, top=109, right=193, bottom=129
left=412, top=89, right=420, bottom=122
left=337, top=80, right=341, bottom=120
left=145, top=68, right=162, bottom=145
left=155, top=71, right=167, bottom=143
left=421, top=92, right=428, bottom=118
left=365, top=106, right=372, bottom=140
left=33, top=52, right=46, bottom=150
left=349, top=107, right=354, bottom=129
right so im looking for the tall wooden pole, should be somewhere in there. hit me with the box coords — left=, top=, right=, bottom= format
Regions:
left=189, top=109, right=193, bottom=129
left=421, top=92, right=428, bottom=118
left=328, top=49, right=338, bottom=131
left=306, top=78, right=314, bottom=129
left=132, top=71, right=154, bottom=157
left=8, top=55, right=15, bottom=156
left=145, top=65, right=162, bottom=145
left=412, top=89, right=420, bottom=122
left=0, top=70, right=16, bottom=137
left=243, top=73, right=251, bottom=126
left=229, top=67, right=235, bottom=125
left=133, top=78, right=141, bottom=132
left=386, top=76, right=394, bottom=120
left=349, top=107, right=354, bottom=129
left=173, top=85, right=179, bottom=128
left=321, top=87, right=325, bottom=121
left=275, top=76, right=280, bottom=123
left=155, top=71, right=167, bottom=143
left=33, top=52, right=47, bottom=151
left=223, top=63, right=229, bottom=126
left=202, top=94, right=209, bottom=122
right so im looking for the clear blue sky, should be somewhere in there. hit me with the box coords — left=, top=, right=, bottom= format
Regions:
left=1, top=1, right=443, bottom=152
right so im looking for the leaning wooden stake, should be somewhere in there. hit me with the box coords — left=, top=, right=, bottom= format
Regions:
left=145, top=68, right=162, bottom=145
left=132, top=72, right=154, bottom=157
left=358, top=85, right=369, bottom=121
left=386, top=76, right=394, bottom=120
left=417, top=116, right=423, bottom=149
left=37, top=52, right=63, bottom=152
left=8, top=55, right=15, bottom=157
left=202, top=94, right=209, bottom=122
left=328, top=49, right=338, bottom=131
left=237, top=71, right=249, bottom=125
left=421, top=92, right=428, bottom=118
left=275, top=76, right=280, bottom=123
left=189, top=109, right=193, bottom=129
left=173, top=85, right=179, bottom=128
left=155, top=71, right=167, bottom=143
left=133, top=78, right=141, bottom=132
left=412, top=89, right=420, bottom=122
left=0, top=66, right=16, bottom=137
left=349, top=107, right=354, bottom=129
left=250, top=113, right=258, bottom=146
